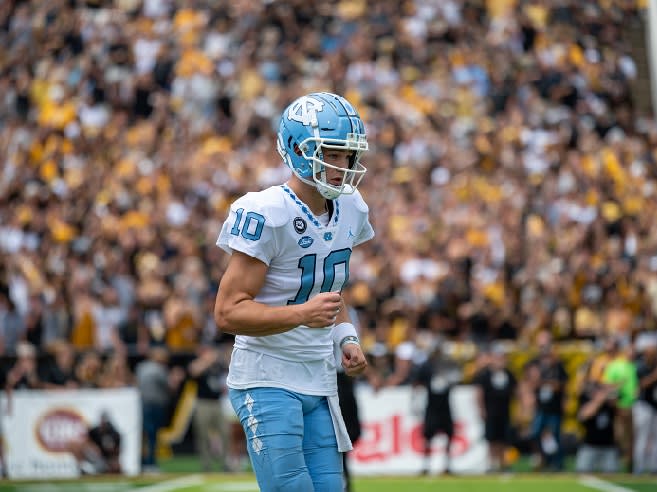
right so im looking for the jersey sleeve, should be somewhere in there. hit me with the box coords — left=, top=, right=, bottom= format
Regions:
left=216, top=192, right=279, bottom=266
left=355, top=216, right=375, bottom=246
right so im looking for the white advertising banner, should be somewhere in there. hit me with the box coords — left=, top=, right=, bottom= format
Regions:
left=0, top=388, right=141, bottom=479
left=350, top=385, right=489, bottom=475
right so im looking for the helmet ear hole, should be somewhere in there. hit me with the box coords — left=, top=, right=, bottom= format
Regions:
left=348, top=152, right=357, bottom=169
left=293, top=144, right=303, bottom=156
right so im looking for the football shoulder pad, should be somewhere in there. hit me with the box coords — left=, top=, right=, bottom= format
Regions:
left=339, top=188, right=370, bottom=214
left=232, top=186, right=289, bottom=228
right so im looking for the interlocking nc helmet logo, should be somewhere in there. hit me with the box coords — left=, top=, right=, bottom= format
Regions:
left=287, top=96, right=324, bottom=127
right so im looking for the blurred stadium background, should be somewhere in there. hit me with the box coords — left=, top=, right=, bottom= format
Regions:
left=1, top=0, right=657, bottom=489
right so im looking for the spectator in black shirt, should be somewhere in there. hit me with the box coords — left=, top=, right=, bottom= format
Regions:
left=575, top=366, right=619, bottom=473
left=70, top=411, right=122, bottom=475
left=187, top=343, right=230, bottom=472
left=632, top=334, right=657, bottom=474
left=41, top=342, right=78, bottom=389
left=525, top=330, right=568, bottom=471
left=413, top=345, right=462, bottom=475
left=117, top=304, right=145, bottom=356
left=474, top=345, right=517, bottom=472
left=24, top=294, right=45, bottom=349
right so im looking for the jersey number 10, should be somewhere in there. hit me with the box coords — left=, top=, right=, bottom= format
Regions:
left=288, top=249, right=352, bottom=304
left=230, top=208, right=352, bottom=304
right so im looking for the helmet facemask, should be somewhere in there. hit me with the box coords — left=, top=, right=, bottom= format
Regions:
left=299, top=134, right=368, bottom=200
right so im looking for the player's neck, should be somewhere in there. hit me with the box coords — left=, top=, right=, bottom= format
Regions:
left=286, top=179, right=328, bottom=216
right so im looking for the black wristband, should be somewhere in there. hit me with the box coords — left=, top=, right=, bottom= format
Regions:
left=340, top=335, right=360, bottom=348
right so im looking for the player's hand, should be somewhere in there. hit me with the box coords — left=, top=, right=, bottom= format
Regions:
left=301, top=292, right=343, bottom=328
left=342, top=343, right=367, bottom=377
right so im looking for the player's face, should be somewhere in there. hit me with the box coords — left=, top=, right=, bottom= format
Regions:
left=320, top=148, right=353, bottom=185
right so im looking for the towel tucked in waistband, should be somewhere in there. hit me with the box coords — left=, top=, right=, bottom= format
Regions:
left=327, top=394, right=353, bottom=453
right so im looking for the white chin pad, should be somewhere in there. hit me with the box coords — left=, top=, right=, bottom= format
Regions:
left=318, top=185, right=341, bottom=199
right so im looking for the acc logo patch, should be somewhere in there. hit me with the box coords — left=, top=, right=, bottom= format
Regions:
left=293, top=217, right=307, bottom=234
left=298, top=236, right=314, bottom=248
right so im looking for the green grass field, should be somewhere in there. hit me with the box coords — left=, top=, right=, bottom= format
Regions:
left=0, top=473, right=655, bottom=492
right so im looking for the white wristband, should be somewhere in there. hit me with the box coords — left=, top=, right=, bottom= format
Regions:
left=332, top=322, right=358, bottom=346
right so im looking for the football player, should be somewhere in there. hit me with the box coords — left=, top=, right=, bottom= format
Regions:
left=214, top=92, right=372, bottom=492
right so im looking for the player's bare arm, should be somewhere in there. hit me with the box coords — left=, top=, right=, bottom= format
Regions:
left=215, top=251, right=344, bottom=336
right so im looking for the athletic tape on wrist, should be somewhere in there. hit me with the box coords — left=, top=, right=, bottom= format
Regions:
left=333, top=322, right=358, bottom=346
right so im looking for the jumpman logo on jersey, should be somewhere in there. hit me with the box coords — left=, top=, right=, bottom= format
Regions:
left=348, top=227, right=355, bottom=239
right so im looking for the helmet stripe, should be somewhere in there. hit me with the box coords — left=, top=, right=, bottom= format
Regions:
left=332, top=95, right=354, bottom=135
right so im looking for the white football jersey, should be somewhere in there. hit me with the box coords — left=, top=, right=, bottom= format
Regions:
left=216, top=184, right=374, bottom=396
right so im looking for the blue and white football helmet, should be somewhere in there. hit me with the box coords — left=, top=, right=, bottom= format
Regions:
left=277, top=92, right=368, bottom=200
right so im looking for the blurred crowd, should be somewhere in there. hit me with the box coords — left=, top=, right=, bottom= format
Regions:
left=1, top=0, right=657, bottom=475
